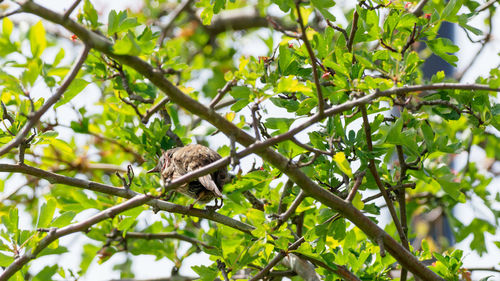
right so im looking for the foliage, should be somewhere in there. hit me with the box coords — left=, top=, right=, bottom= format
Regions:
left=0, top=0, right=499, bottom=280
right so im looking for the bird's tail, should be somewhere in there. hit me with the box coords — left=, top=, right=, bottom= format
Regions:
left=198, top=175, right=223, bottom=197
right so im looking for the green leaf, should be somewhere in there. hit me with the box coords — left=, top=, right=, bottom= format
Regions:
left=317, top=7, right=336, bottom=21
left=40, top=130, right=59, bottom=138
left=113, top=31, right=141, bottom=55
left=441, top=0, right=462, bottom=21
left=192, top=265, right=218, bottom=281
left=2, top=207, right=19, bottom=234
left=51, top=211, right=76, bottom=228
left=435, top=177, right=464, bottom=202
left=80, top=244, right=100, bottom=273
left=29, top=21, right=46, bottom=57
left=352, top=192, right=364, bottom=210
left=83, top=0, right=99, bottom=28
left=37, top=198, right=57, bottom=228
left=118, top=217, right=136, bottom=232
left=385, top=116, right=403, bottom=143
left=54, top=79, right=90, bottom=109
left=311, top=0, right=335, bottom=8
left=272, top=0, right=294, bottom=12
left=270, top=97, right=299, bottom=112
left=230, top=86, right=251, bottom=99
left=39, top=245, right=68, bottom=257
left=0, top=252, right=13, bottom=267
left=230, top=98, right=250, bottom=112
left=213, top=0, right=226, bottom=13
left=200, top=7, right=214, bottom=25
left=420, top=121, right=435, bottom=152
left=107, top=10, right=118, bottom=35
left=53, top=48, right=65, bottom=67
left=32, top=265, right=58, bottom=281
left=265, top=117, right=295, bottom=133
left=427, top=38, right=459, bottom=66
left=458, top=15, right=482, bottom=36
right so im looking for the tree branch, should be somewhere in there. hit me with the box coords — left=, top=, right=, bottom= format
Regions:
left=0, top=163, right=255, bottom=234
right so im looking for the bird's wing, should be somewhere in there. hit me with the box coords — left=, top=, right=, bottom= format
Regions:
left=198, top=175, right=223, bottom=197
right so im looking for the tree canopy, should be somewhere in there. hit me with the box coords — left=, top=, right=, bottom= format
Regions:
left=0, top=0, right=500, bottom=280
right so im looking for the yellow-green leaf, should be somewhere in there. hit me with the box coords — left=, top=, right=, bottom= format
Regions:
left=29, top=21, right=46, bottom=57
left=2, top=18, right=13, bottom=37
left=333, top=152, right=352, bottom=177
left=352, top=192, right=364, bottom=210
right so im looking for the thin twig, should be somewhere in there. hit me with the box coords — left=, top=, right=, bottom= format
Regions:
left=18, top=131, right=36, bottom=165
left=63, top=0, right=81, bottom=20
left=326, top=20, right=348, bottom=42
left=242, top=191, right=265, bottom=211
left=296, top=152, right=319, bottom=167
left=142, top=97, right=170, bottom=124
left=272, top=190, right=306, bottom=230
left=124, top=231, right=213, bottom=248
left=210, top=79, right=237, bottom=108
left=476, top=0, right=498, bottom=13
left=217, top=260, right=230, bottom=281
left=466, top=267, right=500, bottom=274
left=401, top=23, right=418, bottom=57
left=396, top=145, right=410, bottom=281
left=1, top=101, right=15, bottom=124
left=251, top=103, right=262, bottom=141
left=160, top=109, right=184, bottom=147
left=363, top=183, right=416, bottom=203
left=347, top=10, right=359, bottom=55
left=456, top=11, right=493, bottom=81
left=295, top=0, right=325, bottom=116
left=277, top=179, right=294, bottom=214
left=346, top=171, right=366, bottom=202
left=291, top=137, right=333, bottom=156
left=267, top=16, right=301, bottom=39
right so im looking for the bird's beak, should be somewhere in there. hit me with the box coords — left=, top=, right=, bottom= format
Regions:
left=147, top=165, right=160, bottom=174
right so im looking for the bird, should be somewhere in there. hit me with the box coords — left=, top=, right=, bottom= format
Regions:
left=147, top=144, right=228, bottom=209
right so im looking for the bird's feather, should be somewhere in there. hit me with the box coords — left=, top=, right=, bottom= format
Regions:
left=198, top=174, right=223, bottom=197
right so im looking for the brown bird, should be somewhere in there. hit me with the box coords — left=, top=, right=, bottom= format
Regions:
left=147, top=144, right=228, bottom=209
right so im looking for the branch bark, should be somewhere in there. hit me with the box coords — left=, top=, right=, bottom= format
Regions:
left=0, top=163, right=255, bottom=234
